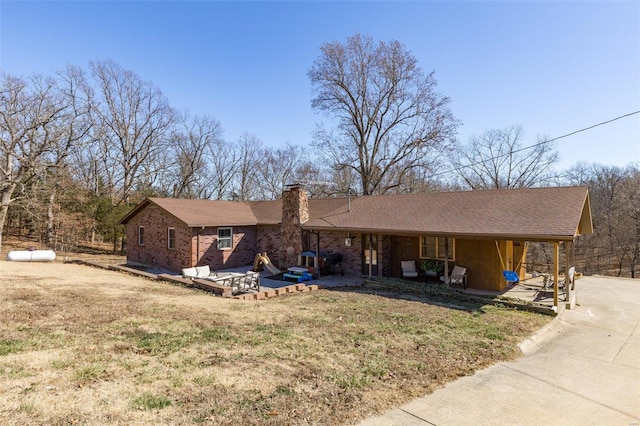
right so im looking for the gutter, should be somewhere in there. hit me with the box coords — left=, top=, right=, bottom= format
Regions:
left=302, top=226, right=577, bottom=242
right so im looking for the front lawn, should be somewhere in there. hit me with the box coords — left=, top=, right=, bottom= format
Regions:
left=0, top=261, right=551, bottom=425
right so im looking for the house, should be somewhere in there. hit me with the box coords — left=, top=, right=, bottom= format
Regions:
left=120, top=185, right=593, bottom=295
left=118, top=187, right=345, bottom=273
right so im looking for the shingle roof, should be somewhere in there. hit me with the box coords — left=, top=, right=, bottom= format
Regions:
left=120, top=187, right=592, bottom=241
left=304, top=186, right=592, bottom=241
left=119, top=196, right=352, bottom=227
left=249, top=197, right=351, bottom=224
left=119, top=198, right=260, bottom=227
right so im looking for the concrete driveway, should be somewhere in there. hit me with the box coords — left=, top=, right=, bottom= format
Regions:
left=359, top=276, right=640, bottom=425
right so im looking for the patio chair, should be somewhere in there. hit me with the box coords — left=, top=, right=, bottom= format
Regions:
left=440, top=265, right=467, bottom=289
left=182, top=265, right=217, bottom=281
left=539, top=267, right=575, bottom=300
left=401, top=260, right=419, bottom=279
left=241, top=271, right=260, bottom=292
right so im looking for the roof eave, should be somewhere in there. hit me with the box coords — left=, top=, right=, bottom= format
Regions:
left=119, top=199, right=151, bottom=225
left=303, top=225, right=577, bottom=242
left=187, top=221, right=259, bottom=228
left=576, top=190, right=594, bottom=236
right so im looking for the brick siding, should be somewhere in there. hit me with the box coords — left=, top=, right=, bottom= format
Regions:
left=256, top=225, right=281, bottom=268
left=192, top=225, right=258, bottom=270
left=125, top=208, right=260, bottom=273
left=315, top=231, right=362, bottom=276
left=124, top=205, right=191, bottom=271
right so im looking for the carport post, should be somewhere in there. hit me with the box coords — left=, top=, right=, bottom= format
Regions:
left=315, top=231, right=320, bottom=277
left=565, top=240, right=576, bottom=307
left=368, top=236, right=373, bottom=279
left=553, top=242, right=559, bottom=309
left=444, top=237, right=449, bottom=284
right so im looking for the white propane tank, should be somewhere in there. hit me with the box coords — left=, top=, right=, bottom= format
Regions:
left=7, top=250, right=56, bottom=262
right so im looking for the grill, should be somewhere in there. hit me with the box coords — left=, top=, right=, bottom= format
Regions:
left=323, top=253, right=343, bottom=275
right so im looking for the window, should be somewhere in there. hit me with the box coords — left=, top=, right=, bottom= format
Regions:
left=218, top=227, right=232, bottom=249
left=138, top=226, right=144, bottom=245
left=167, top=227, right=176, bottom=250
left=420, top=236, right=436, bottom=258
left=420, top=236, right=455, bottom=261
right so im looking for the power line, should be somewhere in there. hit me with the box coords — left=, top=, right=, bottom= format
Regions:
left=436, top=110, right=640, bottom=178
left=513, top=110, right=640, bottom=154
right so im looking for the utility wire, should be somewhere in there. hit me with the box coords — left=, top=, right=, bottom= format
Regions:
left=436, top=110, right=640, bottom=178
left=511, top=110, right=640, bottom=155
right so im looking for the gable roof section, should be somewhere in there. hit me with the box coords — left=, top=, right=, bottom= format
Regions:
left=120, top=196, right=351, bottom=227
left=303, top=186, right=592, bottom=241
left=120, top=198, right=260, bottom=227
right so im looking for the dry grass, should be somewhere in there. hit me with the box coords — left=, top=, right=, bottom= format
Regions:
left=0, top=260, right=551, bottom=425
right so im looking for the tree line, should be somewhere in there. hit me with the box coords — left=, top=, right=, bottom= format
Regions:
left=1, top=34, right=638, bottom=277
left=0, top=61, right=325, bottom=252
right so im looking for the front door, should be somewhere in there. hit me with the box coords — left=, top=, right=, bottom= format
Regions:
left=362, top=234, right=379, bottom=276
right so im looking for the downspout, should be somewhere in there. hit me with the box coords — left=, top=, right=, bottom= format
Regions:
left=196, top=229, right=200, bottom=266
left=196, top=226, right=204, bottom=266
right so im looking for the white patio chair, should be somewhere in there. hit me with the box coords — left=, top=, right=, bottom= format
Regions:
left=401, top=260, right=419, bottom=279
left=440, top=265, right=467, bottom=289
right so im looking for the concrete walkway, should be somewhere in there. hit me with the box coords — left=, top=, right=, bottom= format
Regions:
left=359, top=276, right=640, bottom=425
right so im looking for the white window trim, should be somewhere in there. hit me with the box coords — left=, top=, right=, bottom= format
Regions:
left=167, top=227, right=176, bottom=250
left=138, top=226, right=144, bottom=246
left=218, top=227, right=233, bottom=250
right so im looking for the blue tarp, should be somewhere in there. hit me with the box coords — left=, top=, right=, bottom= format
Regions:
left=300, top=251, right=328, bottom=258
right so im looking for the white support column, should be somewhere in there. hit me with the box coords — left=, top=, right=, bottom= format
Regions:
left=553, top=242, right=559, bottom=311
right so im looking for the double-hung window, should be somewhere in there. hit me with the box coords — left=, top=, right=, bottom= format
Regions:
left=167, top=227, right=176, bottom=250
left=218, top=227, right=232, bottom=249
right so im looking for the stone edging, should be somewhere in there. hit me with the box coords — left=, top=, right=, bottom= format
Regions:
left=64, top=259, right=320, bottom=300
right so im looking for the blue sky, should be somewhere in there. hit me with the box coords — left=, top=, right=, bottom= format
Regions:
left=1, top=1, right=639, bottom=171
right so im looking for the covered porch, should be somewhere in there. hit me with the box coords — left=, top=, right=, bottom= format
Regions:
left=388, top=235, right=582, bottom=312
left=466, top=268, right=579, bottom=314
left=302, top=187, right=593, bottom=313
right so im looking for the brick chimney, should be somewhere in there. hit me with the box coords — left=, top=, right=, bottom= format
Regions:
left=280, top=184, right=309, bottom=268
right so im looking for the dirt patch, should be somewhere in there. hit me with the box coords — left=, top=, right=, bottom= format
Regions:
left=0, top=259, right=551, bottom=425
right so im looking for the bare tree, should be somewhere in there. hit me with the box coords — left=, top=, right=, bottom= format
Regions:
left=0, top=73, right=79, bottom=251
left=206, top=139, right=239, bottom=200
left=42, top=66, right=93, bottom=244
left=308, top=33, right=458, bottom=195
left=88, top=60, right=174, bottom=205
left=156, top=112, right=224, bottom=199
left=452, top=125, right=559, bottom=189
left=562, top=162, right=640, bottom=277
left=588, top=164, right=640, bottom=277
left=231, top=132, right=262, bottom=201
left=256, top=144, right=307, bottom=200
left=619, top=164, right=640, bottom=277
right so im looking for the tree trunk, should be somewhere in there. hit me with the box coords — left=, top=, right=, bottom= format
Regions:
left=45, top=192, right=56, bottom=244
left=0, top=186, right=17, bottom=253
left=0, top=204, right=8, bottom=253
left=112, top=225, right=117, bottom=254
